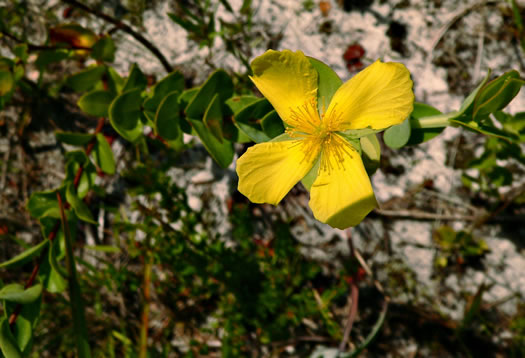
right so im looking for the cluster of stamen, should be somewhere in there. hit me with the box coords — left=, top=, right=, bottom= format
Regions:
left=286, top=98, right=353, bottom=174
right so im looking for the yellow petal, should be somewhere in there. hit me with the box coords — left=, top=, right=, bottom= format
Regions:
left=324, top=60, right=414, bottom=130
left=250, top=50, right=320, bottom=132
left=237, top=140, right=318, bottom=205
left=309, top=143, right=377, bottom=229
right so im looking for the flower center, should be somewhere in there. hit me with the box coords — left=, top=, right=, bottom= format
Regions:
left=286, top=99, right=354, bottom=173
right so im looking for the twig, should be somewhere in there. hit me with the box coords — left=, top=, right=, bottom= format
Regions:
left=139, top=253, right=152, bottom=358
left=338, top=282, right=359, bottom=353
left=338, top=232, right=359, bottom=354
left=62, top=0, right=173, bottom=74
left=352, top=248, right=386, bottom=295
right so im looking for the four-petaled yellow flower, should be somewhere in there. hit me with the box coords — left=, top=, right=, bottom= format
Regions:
left=236, top=50, right=414, bottom=229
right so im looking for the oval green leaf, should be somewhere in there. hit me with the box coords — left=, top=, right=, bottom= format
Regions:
left=189, top=118, right=234, bottom=168
left=55, top=131, right=94, bottom=146
left=261, top=110, right=285, bottom=138
left=91, top=35, right=116, bottom=62
left=383, top=117, right=411, bottom=149
left=66, top=183, right=96, bottom=224
left=78, top=90, right=115, bottom=117
left=0, top=70, right=14, bottom=96
left=66, top=65, right=106, bottom=92
left=26, top=190, right=60, bottom=219
left=109, top=88, right=144, bottom=142
left=185, top=70, right=233, bottom=119
left=0, top=283, right=42, bottom=304
left=203, top=93, right=224, bottom=142
left=93, top=133, right=116, bottom=175
left=0, top=318, right=22, bottom=358
left=155, top=91, right=181, bottom=141
left=122, top=63, right=148, bottom=92
left=0, top=239, right=49, bottom=269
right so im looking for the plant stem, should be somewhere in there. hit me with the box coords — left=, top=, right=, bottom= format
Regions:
left=139, top=253, right=152, bottom=358
left=57, top=191, right=91, bottom=358
left=57, top=192, right=91, bottom=358
left=410, top=113, right=453, bottom=129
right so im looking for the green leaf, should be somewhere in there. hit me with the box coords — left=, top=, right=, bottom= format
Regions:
left=178, top=88, right=199, bottom=108
left=66, top=65, right=106, bottom=92
left=107, top=67, right=125, bottom=94
left=0, top=70, right=14, bottom=96
left=65, top=151, right=95, bottom=199
left=235, top=98, right=273, bottom=124
left=65, top=183, right=96, bottom=224
left=261, top=110, right=285, bottom=138
left=360, top=134, right=380, bottom=175
left=469, top=151, right=496, bottom=170
left=0, top=239, right=49, bottom=269
left=13, top=44, right=29, bottom=63
left=154, top=91, right=181, bottom=141
left=185, top=70, right=233, bottom=119
left=91, top=35, right=116, bottom=62
left=219, top=0, right=234, bottom=12
left=144, top=71, right=184, bottom=117
left=55, top=131, right=94, bottom=146
left=203, top=93, right=224, bottom=142
left=0, top=318, right=22, bottom=358
left=340, top=127, right=382, bottom=139
left=27, top=190, right=60, bottom=219
left=473, top=70, right=525, bottom=119
left=448, top=117, right=520, bottom=142
left=77, top=90, right=115, bottom=117
left=225, top=95, right=260, bottom=115
left=497, top=111, right=525, bottom=141
left=232, top=97, right=274, bottom=142
left=122, top=63, right=147, bottom=92
left=9, top=295, right=41, bottom=354
left=48, top=231, right=68, bottom=278
left=236, top=122, right=271, bottom=143
left=189, top=118, right=234, bottom=168
left=92, top=134, right=115, bottom=175
left=38, top=252, right=67, bottom=294
left=108, top=88, right=143, bottom=142
left=406, top=102, right=444, bottom=145
left=456, top=70, right=491, bottom=116
left=308, top=57, right=342, bottom=113
left=488, top=166, right=512, bottom=187
left=35, top=49, right=69, bottom=69
left=221, top=104, right=248, bottom=143
left=383, top=117, right=411, bottom=149
left=0, top=284, right=42, bottom=304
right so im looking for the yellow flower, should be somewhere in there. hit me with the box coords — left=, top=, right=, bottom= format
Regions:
left=236, top=50, right=414, bottom=229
